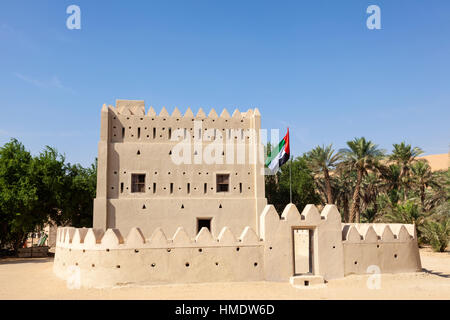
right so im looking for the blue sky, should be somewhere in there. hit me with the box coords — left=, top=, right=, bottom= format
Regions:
left=1, top=0, right=449, bottom=166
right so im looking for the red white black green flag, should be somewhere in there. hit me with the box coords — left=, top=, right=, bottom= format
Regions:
left=265, top=128, right=290, bottom=173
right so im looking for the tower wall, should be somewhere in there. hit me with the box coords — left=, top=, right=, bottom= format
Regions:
left=93, top=100, right=267, bottom=238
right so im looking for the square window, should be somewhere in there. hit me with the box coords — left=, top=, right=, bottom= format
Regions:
left=131, top=174, right=146, bottom=193
left=216, top=174, right=229, bottom=192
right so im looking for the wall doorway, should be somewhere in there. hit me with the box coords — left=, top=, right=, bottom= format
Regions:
left=293, top=228, right=314, bottom=275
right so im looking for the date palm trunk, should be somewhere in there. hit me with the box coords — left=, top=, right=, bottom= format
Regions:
left=350, top=169, right=363, bottom=223
left=323, top=168, right=334, bottom=204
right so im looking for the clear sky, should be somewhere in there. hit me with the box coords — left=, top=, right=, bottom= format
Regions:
left=1, top=0, right=449, bottom=166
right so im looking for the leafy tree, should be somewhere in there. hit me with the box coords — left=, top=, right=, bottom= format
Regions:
left=410, top=160, right=440, bottom=208
left=0, top=139, right=40, bottom=250
left=61, top=161, right=97, bottom=227
left=389, top=142, right=424, bottom=200
left=420, top=217, right=449, bottom=252
left=339, top=137, right=384, bottom=223
left=265, top=156, right=320, bottom=214
left=0, top=139, right=97, bottom=251
left=305, top=144, right=341, bottom=204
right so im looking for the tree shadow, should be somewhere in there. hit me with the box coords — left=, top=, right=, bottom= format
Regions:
left=0, top=257, right=54, bottom=265
left=422, top=268, right=450, bottom=278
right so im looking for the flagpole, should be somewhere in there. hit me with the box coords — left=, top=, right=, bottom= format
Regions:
left=289, top=155, right=292, bottom=204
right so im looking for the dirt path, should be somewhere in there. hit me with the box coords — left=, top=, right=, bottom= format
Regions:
left=0, top=248, right=448, bottom=300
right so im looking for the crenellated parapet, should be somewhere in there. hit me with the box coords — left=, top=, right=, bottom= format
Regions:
left=54, top=203, right=422, bottom=288
left=341, top=223, right=421, bottom=275
left=55, top=225, right=262, bottom=250
left=342, top=223, right=415, bottom=243
left=53, top=225, right=264, bottom=288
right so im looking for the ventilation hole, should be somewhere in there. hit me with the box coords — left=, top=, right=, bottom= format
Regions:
left=135, top=249, right=139, bottom=253
left=269, top=247, right=273, bottom=250
left=304, top=280, right=309, bottom=286
left=394, top=254, right=398, bottom=259
left=181, top=204, right=184, bottom=209
left=332, top=246, right=336, bottom=249
left=137, top=150, right=141, bottom=155
left=354, top=261, right=358, bottom=265
left=377, top=244, right=380, bottom=248
left=151, top=263, right=156, bottom=267
left=106, top=249, right=110, bottom=252
left=185, top=263, right=190, bottom=267
left=236, top=247, right=240, bottom=251
left=116, top=265, right=120, bottom=268
left=169, top=150, right=172, bottom=155
left=198, top=248, right=203, bottom=253
left=114, top=171, right=117, bottom=174
left=215, top=262, right=219, bottom=266
left=168, top=172, right=171, bottom=175
left=75, top=263, right=78, bottom=266
left=92, top=264, right=95, bottom=268
left=254, top=262, right=258, bottom=267
left=167, top=249, right=171, bottom=253
left=219, top=204, right=222, bottom=209
left=82, top=249, right=85, bottom=253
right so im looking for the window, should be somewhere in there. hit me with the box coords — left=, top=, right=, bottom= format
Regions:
left=131, top=174, right=145, bottom=193
left=216, top=174, right=230, bottom=192
left=197, top=218, right=211, bottom=234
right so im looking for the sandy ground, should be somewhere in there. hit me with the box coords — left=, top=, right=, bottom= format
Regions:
left=0, top=248, right=448, bottom=300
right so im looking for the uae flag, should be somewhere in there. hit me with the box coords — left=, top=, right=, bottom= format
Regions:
left=266, top=128, right=290, bottom=173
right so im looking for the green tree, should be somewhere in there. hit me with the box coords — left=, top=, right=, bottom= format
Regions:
left=389, top=142, right=424, bottom=201
left=305, top=144, right=341, bottom=204
left=265, top=156, right=320, bottom=214
left=0, top=139, right=40, bottom=250
left=410, top=160, right=440, bottom=208
left=339, top=137, right=384, bottom=223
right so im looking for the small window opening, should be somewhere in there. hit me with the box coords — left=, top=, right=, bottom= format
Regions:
left=197, top=218, right=211, bottom=233
left=216, top=174, right=230, bottom=192
left=153, top=183, right=156, bottom=194
left=138, top=127, right=141, bottom=139
left=170, top=183, right=174, bottom=194
left=187, top=183, right=190, bottom=194
left=120, top=182, right=124, bottom=193
left=131, top=174, right=145, bottom=193
left=239, top=183, right=242, bottom=193
left=153, top=127, right=156, bottom=139
left=168, top=128, right=172, bottom=139
left=122, top=127, right=125, bottom=138
left=204, top=183, right=207, bottom=194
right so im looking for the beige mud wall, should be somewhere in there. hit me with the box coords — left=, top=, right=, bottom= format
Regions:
left=260, top=204, right=345, bottom=282
left=341, top=223, right=422, bottom=275
left=54, top=226, right=263, bottom=288
left=94, top=100, right=266, bottom=239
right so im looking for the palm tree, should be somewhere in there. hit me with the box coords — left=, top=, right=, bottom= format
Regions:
left=334, top=166, right=355, bottom=223
left=410, top=160, right=440, bottom=208
left=389, top=142, right=424, bottom=200
left=306, top=144, right=341, bottom=204
left=339, top=137, right=384, bottom=223
left=378, top=163, right=402, bottom=204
